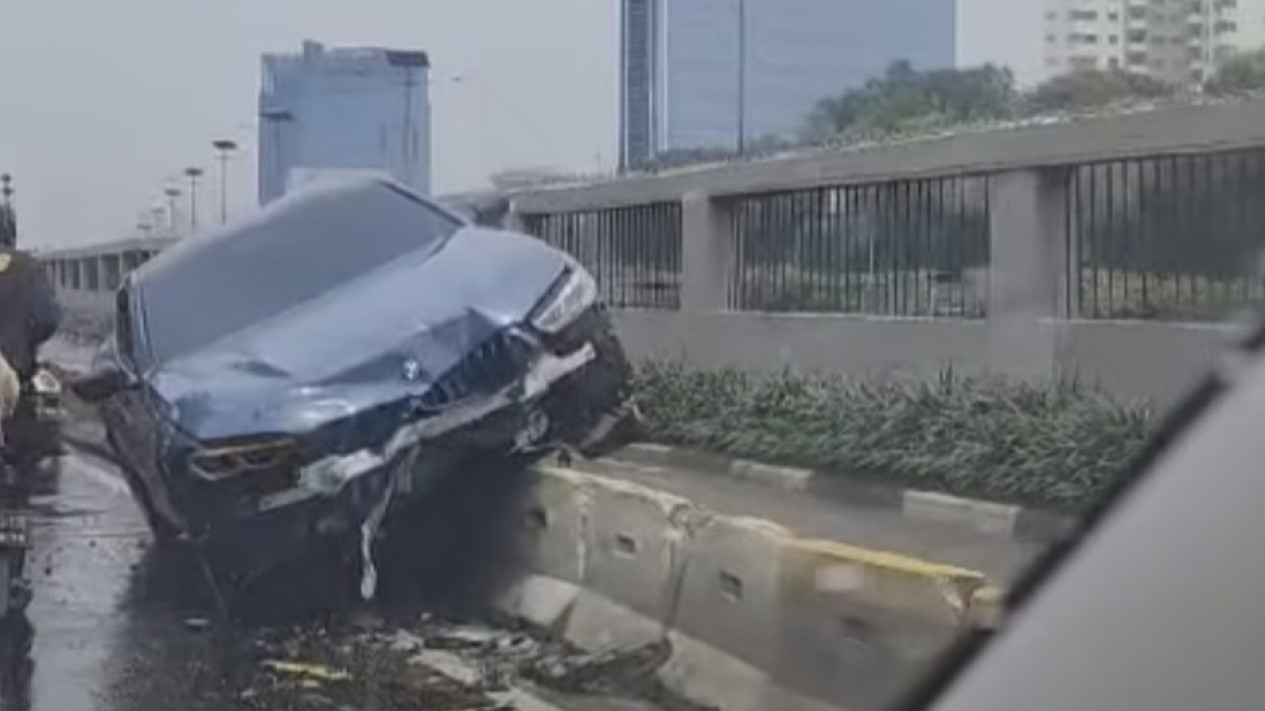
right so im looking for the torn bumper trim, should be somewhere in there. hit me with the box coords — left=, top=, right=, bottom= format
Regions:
left=258, top=342, right=597, bottom=512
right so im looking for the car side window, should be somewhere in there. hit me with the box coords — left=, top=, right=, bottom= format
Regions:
left=115, top=285, right=137, bottom=371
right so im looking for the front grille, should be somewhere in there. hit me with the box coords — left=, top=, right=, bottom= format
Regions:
left=418, top=329, right=536, bottom=411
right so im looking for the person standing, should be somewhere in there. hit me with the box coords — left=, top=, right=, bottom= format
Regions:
left=0, top=197, right=61, bottom=480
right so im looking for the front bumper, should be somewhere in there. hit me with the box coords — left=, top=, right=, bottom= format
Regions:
left=189, top=309, right=638, bottom=581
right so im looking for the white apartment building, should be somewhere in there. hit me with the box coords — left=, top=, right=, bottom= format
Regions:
left=1043, top=0, right=1265, bottom=85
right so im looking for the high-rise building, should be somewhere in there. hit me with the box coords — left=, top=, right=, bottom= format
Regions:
left=257, top=40, right=432, bottom=205
left=1042, top=0, right=1265, bottom=85
left=619, top=0, right=958, bottom=167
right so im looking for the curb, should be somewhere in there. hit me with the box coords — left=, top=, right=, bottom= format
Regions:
left=595, top=443, right=1075, bottom=545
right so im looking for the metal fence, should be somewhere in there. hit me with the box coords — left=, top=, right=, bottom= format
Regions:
left=1067, top=148, right=1265, bottom=320
left=521, top=202, right=682, bottom=310
left=724, top=176, right=991, bottom=317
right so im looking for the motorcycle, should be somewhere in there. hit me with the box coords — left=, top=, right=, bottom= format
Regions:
left=0, top=426, right=30, bottom=619
left=0, top=366, right=59, bottom=619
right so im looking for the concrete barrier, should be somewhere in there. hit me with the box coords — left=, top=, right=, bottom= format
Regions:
left=497, top=465, right=998, bottom=711
left=772, top=539, right=985, bottom=710
left=664, top=515, right=794, bottom=711
left=520, top=465, right=588, bottom=584
left=964, top=585, right=1005, bottom=630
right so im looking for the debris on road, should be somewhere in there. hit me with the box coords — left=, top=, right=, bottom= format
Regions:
left=260, top=659, right=352, bottom=683
left=190, top=612, right=692, bottom=710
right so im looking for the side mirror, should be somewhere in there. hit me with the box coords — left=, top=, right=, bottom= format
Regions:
left=70, top=364, right=137, bottom=403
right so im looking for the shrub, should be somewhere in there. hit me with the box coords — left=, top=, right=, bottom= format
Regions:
left=633, top=360, right=1154, bottom=511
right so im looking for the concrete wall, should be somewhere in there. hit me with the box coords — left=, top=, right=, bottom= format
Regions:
left=1055, top=320, right=1245, bottom=407
left=613, top=310, right=1244, bottom=410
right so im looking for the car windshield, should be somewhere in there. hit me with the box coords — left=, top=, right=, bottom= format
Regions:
left=136, top=180, right=462, bottom=364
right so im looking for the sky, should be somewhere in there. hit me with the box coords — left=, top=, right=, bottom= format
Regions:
left=956, top=0, right=1044, bottom=88
left=0, top=0, right=619, bottom=249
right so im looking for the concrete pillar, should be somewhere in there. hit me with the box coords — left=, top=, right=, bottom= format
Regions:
left=505, top=200, right=527, bottom=234
left=680, top=191, right=735, bottom=312
left=986, top=168, right=1071, bottom=379
left=103, top=254, right=122, bottom=290
left=86, top=257, right=101, bottom=291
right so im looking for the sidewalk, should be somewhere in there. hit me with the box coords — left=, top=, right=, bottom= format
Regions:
left=570, top=455, right=1044, bottom=586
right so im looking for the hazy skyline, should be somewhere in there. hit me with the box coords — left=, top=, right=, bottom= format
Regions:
left=0, top=0, right=619, bottom=249
left=0, top=0, right=1035, bottom=251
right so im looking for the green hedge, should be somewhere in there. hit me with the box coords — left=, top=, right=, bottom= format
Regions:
left=632, top=360, right=1155, bottom=512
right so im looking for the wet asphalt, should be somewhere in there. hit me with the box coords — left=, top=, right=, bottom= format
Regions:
left=1, top=447, right=669, bottom=711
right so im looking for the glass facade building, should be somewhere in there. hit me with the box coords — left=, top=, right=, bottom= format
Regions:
left=620, top=0, right=958, bottom=166
left=257, top=40, right=432, bottom=205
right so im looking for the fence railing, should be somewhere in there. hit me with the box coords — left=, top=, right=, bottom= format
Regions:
left=507, top=100, right=1265, bottom=324
left=724, top=175, right=991, bottom=317
left=1065, top=147, right=1265, bottom=321
left=521, top=202, right=682, bottom=310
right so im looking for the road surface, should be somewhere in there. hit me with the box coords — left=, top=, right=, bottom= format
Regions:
left=4, top=446, right=671, bottom=711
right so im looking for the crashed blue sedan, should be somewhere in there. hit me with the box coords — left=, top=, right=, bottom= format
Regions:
left=73, top=177, right=638, bottom=600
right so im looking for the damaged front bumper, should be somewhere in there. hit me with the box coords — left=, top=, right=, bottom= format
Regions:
left=191, top=317, right=638, bottom=592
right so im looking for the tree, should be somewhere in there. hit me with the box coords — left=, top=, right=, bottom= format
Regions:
left=1206, top=47, right=1265, bottom=95
left=1023, top=69, right=1174, bottom=114
left=804, top=61, right=1016, bottom=138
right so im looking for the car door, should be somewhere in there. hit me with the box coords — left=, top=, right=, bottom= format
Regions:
left=98, top=284, right=184, bottom=538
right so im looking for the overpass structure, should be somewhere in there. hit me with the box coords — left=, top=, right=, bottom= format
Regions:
left=39, top=236, right=174, bottom=293
left=41, top=98, right=1265, bottom=407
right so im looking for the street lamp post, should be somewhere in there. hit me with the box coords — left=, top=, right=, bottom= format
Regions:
left=183, top=167, right=203, bottom=231
left=211, top=139, right=238, bottom=224
left=163, top=187, right=181, bottom=233
left=0, top=175, right=14, bottom=246
left=736, top=0, right=748, bottom=155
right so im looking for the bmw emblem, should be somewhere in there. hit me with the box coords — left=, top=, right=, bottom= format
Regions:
left=402, top=358, right=422, bottom=382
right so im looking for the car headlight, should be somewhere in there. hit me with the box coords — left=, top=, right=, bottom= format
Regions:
left=531, top=267, right=598, bottom=334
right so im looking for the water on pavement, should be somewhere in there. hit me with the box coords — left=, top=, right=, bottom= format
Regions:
left=5, top=450, right=672, bottom=711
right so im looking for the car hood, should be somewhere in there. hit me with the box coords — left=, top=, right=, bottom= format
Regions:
left=147, top=225, right=569, bottom=442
